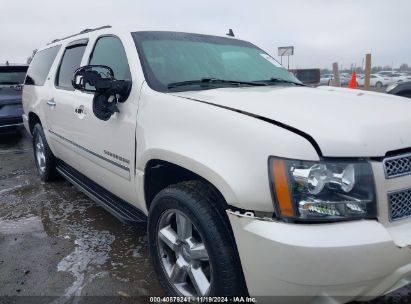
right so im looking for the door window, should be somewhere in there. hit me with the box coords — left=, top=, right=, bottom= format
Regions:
left=56, top=44, right=87, bottom=90
left=89, top=36, right=131, bottom=80
left=25, top=45, right=61, bottom=86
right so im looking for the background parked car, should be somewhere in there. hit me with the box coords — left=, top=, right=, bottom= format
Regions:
left=319, top=73, right=349, bottom=86
left=386, top=72, right=411, bottom=83
left=398, top=72, right=411, bottom=82
left=319, top=73, right=334, bottom=85
left=377, top=70, right=397, bottom=77
left=0, top=63, right=28, bottom=133
left=386, top=81, right=411, bottom=98
left=357, top=74, right=390, bottom=87
left=340, top=73, right=350, bottom=86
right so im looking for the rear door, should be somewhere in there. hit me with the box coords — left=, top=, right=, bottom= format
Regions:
left=47, top=39, right=89, bottom=165
left=23, top=45, right=61, bottom=139
left=66, top=35, right=138, bottom=203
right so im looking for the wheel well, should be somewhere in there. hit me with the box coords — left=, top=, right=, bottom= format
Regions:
left=398, top=91, right=411, bottom=98
left=144, top=160, right=226, bottom=210
left=28, top=112, right=41, bottom=134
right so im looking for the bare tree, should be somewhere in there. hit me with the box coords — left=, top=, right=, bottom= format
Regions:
left=399, top=63, right=409, bottom=72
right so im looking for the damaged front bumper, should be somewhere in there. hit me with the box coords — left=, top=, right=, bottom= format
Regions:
left=227, top=210, right=411, bottom=303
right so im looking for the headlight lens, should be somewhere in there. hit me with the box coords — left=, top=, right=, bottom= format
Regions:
left=269, top=157, right=377, bottom=222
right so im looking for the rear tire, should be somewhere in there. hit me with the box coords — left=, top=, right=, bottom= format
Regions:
left=375, top=81, right=383, bottom=88
left=148, top=180, right=246, bottom=297
left=32, top=124, right=58, bottom=182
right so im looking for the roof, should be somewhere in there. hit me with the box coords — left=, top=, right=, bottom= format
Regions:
left=41, top=26, right=242, bottom=51
left=47, top=25, right=112, bottom=45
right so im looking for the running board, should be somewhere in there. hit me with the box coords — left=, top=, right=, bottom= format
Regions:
left=56, top=160, right=146, bottom=225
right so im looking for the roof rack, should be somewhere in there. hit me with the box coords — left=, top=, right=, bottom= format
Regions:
left=48, top=25, right=112, bottom=45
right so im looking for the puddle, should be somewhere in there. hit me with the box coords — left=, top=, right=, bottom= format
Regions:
left=53, top=227, right=115, bottom=303
left=0, top=182, right=29, bottom=195
left=0, top=133, right=163, bottom=298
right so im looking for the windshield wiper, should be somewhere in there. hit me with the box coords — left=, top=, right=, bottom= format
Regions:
left=256, top=78, right=305, bottom=86
left=167, top=78, right=268, bottom=89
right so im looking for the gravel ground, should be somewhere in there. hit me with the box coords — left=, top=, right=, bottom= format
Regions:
left=1, top=127, right=411, bottom=303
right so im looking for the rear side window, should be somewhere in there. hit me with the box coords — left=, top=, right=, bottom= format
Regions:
left=25, top=45, right=61, bottom=86
left=89, top=36, right=131, bottom=80
left=56, top=44, right=87, bottom=90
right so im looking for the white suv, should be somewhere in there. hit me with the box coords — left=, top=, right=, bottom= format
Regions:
left=23, top=26, right=411, bottom=302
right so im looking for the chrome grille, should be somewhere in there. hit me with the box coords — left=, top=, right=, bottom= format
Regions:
left=389, top=188, right=411, bottom=221
left=383, top=153, right=411, bottom=178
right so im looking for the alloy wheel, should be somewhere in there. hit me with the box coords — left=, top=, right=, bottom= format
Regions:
left=35, top=134, right=46, bottom=173
left=157, top=209, right=212, bottom=296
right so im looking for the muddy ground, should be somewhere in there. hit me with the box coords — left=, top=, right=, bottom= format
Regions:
left=0, top=130, right=162, bottom=303
left=1, top=130, right=411, bottom=304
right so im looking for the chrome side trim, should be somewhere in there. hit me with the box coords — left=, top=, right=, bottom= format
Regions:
left=227, top=209, right=276, bottom=222
left=49, top=129, right=130, bottom=172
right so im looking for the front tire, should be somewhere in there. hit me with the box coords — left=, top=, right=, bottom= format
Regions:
left=375, top=81, right=383, bottom=88
left=148, top=181, right=246, bottom=297
left=32, top=124, right=58, bottom=182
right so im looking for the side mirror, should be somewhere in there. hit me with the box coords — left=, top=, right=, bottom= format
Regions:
left=72, top=65, right=114, bottom=92
left=72, top=65, right=131, bottom=100
left=72, top=65, right=132, bottom=121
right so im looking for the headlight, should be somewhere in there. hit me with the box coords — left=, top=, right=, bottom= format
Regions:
left=268, top=157, right=377, bottom=222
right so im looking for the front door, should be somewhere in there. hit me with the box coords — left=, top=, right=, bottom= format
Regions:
left=67, top=35, right=139, bottom=204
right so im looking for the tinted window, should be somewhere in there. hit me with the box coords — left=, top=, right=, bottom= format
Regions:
left=0, top=66, right=28, bottom=85
left=56, top=45, right=87, bottom=89
left=89, top=36, right=131, bottom=80
left=132, top=31, right=299, bottom=92
left=25, top=45, right=61, bottom=86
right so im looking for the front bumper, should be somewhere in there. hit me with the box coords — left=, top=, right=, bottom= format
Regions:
left=228, top=212, right=411, bottom=303
left=0, top=103, right=23, bottom=129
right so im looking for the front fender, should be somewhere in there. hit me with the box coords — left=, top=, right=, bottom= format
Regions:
left=136, top=86, right=319, bottom=212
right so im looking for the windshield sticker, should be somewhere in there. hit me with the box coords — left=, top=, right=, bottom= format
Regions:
left=260, top=54, right=282, bottom=67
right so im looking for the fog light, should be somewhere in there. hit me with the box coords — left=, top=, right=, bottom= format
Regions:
left=299, top=201, right=340, bottom=217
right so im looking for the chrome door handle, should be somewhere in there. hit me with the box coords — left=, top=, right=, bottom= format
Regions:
left=46, top=99, right=56, bottom=107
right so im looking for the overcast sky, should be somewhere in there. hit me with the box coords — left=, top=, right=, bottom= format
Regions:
left=1, top=0, right=410, bottom=69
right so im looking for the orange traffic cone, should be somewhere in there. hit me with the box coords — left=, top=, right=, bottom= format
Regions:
left=348, top=71, right=357, bottom=89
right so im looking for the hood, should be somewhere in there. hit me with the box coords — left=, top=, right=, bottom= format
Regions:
left=172, top=86, right=411, bottom=157
left=0, top=86, right=23, bottom=105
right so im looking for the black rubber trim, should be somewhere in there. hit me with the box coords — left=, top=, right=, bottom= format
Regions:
left=174, top=95, right=323, bottom=157
left=0, top=116, right=23, bottom=127
left=66, top=38, right=89, bottom=48
left=56, top=160, right=146, bottom=224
